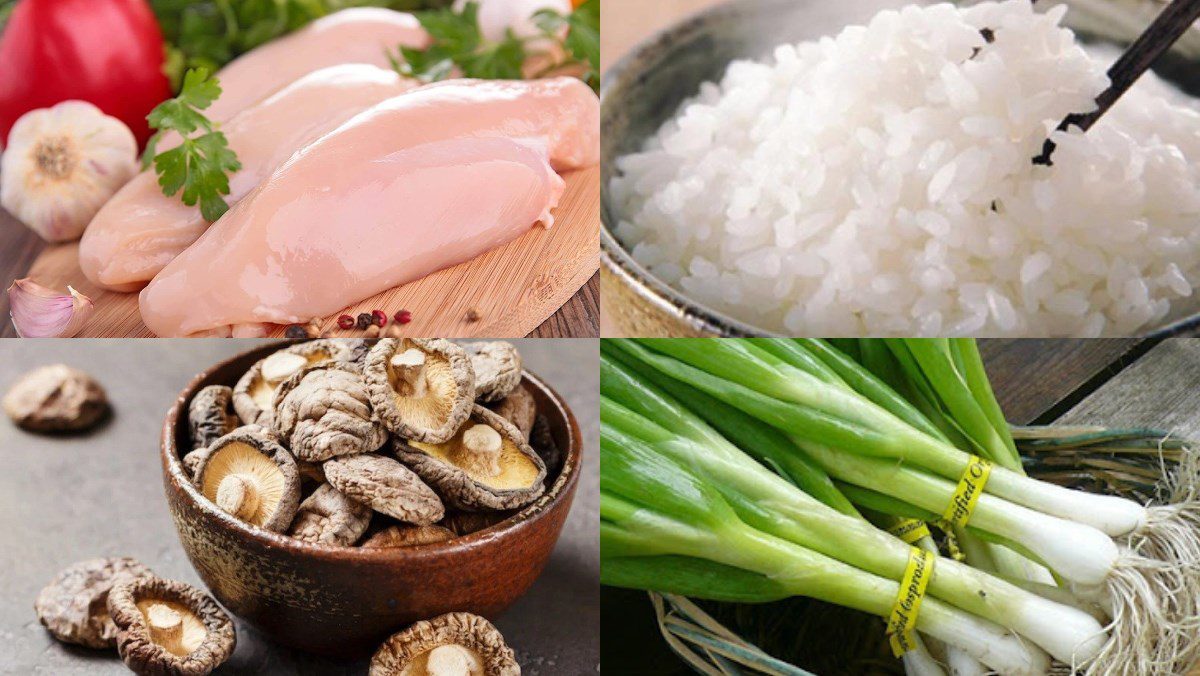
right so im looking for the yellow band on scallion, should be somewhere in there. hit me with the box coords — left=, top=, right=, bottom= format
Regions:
left=886, top=547, right=935, bottom=658
left=941, top=455, right=993, bottom=528
left=886, top=519, right=932, bottom=545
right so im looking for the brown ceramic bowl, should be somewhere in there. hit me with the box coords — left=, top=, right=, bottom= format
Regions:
left=159, top=342, right=582, bottom=657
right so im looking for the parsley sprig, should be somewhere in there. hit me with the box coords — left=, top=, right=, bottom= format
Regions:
left=396, top=0, right=601, bottom=92
left=149, top=0, right=450, bottom=91
left=141, top=69, right=242, bottom=223
left=533, top=0, right=599, bottom=89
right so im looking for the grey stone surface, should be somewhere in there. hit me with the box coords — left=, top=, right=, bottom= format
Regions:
left=0, top=339, right=598, bottom=675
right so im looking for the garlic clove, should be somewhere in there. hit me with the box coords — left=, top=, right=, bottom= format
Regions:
left=7, top=278, right=94, bottom=338
left=0, top=101, right=138, bottom=242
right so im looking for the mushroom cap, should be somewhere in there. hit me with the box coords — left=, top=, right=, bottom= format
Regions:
left=364, top=338, right=474, bottom=444
left=486, top=383, right=536, bottom=442
left=396, top=406, right=546, bottom=511
left=2, top=363, right=108, bottom=432
left=463, top=341, right=523, bottom=403
left=288, top=483, right=373, bottom=547
left=296, top=460, right=327, bottom=486
left=369, top=612, right=519, bottom=676
left=34, top=557, right=154, bottom=649
left=232, top=340, right=349, bottom=427
left=440, top=510, right=512, bottom=537
left=323, top=454, right=445, bottom=524
left=187, top=385, right=238, bottom=451
left=195, top=427, right=301, bottom=532
left=362, top=524, right=456, bottom=548
left=181, top=448, right=209, bottom=482
left=341, top=338, right=375, bottom=373
left=271, top=362, right=388, bottom=462
left=108, top=576, right=235, bottom=676
left=529, top=414, right=563, bottom=477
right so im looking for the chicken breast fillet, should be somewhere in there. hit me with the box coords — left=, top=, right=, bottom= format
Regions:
left=139, top=77, right=600, bottom=337
left=80, top=64, right=417, bottom=292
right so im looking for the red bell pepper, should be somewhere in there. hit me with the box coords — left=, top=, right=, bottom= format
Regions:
left=0, top=0, right=172, bottom=148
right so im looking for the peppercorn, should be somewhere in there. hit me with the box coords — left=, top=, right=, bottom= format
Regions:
left=394, top=309, right=412, bottom=325
left=371, top=310, right=387, bottom=327
left=285, top=324, right=308, bottom=339
left=355, top=313, right=372, bottom=330
left=465, top=309, right=481, bottom=323
left=337, top=314, right=355, bottom=330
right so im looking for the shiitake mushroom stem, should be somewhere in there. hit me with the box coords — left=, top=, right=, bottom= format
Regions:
left=390, top=349, right=428, bottom=397
left=215, top=474, right=261, bottom=521
left=427, top=644, right=480, bottom=674
left=146, top=604, right=186, bottom=656
left=461, top=424, right=503, bottom=477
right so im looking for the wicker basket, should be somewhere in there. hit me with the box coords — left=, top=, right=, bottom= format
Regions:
left=648, top=426, right=1193, bottom=675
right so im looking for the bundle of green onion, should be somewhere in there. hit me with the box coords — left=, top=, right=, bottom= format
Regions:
left=600, top=338, right=1200, bottom=675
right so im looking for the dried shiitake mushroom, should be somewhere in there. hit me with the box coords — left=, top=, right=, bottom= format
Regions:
left=3, top=364, right=108, bottom=432
left=288, top=484, right=372, bottom=546
left=529, top=415, right=562, bottom=476
left=362, top=524, right=456, bottom=548
left=35, top=557, right=154, bottom=649
left=296, top=460, right=327, bottom=486
left=341, top=338, right=374, bottom=372
left=187, top=385, right=238, bottom=451
left=182, top=448, right=208, bottom=481
left=463, top=341, right=522, bottom=403
left=324, top=454, right=444, bottom=525
left=396, top=406, right=546, bottom=511
left=232, top=340, right=348, bottom=426
left=364, top=338, right=474, bottom=444
left=486, top=383, right=535, bottom=442
left=195, top=427, right=301, bottom=532
left=108, top=576, right=235, bottom=676
left=272, top=362, right=387, bottom=461
left=370, top=612, right=520, bottom=676
left=439, top=511, right=511, bottom=537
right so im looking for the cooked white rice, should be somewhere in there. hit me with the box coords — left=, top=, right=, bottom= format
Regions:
left=610, top=0, right=1200, bottom=336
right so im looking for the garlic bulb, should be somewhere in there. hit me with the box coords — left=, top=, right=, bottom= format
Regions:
left=7, top=278, right=95, bottom=338
left=452, top=0, right=572, bottom=41
left=1, top=101, right=138, bottom=242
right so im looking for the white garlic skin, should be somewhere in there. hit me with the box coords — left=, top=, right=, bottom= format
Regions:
left=1, top=101, right=138, bottom=242
left=452, top=0, right=572, bottom=42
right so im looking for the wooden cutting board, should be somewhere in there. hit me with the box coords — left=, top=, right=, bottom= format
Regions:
left=22, top=167, right=598, bottom=338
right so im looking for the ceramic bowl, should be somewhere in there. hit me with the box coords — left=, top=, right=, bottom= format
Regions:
left=600, top=0, right=1200, bottom=338
left=159, top=342, right=582, bottom=657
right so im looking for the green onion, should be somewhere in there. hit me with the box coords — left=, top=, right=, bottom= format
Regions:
left=600, top=430, right=1052, bottom=674
left=624, top=339, right=1148, bottom=539
left=601, top=353, right=1109, bottom=665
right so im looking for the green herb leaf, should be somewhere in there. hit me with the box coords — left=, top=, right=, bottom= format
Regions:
left=143, top=68, right=243, bottom=222
left=398, top=2, right=526, bottom=83
left=150, top=1, right=453, bottom=92
left=398, top=0, right=598, bottom=91
left=564, top=0, right=600, bottom=88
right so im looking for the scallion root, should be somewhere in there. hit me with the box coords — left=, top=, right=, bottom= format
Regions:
left=1086, top=549, right=1200, bottom=675
left=1132, top=445, right=1200, bottom=570
left=1087, top=445, right=1200, bottom=676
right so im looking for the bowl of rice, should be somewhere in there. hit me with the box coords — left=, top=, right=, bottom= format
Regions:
left=601, top=0, right=1200, bottom=337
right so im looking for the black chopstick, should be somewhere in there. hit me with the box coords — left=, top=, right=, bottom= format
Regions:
left=1034, top=0, right=1200, bottom=165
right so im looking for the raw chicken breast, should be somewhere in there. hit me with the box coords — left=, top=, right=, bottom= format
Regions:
left=139, top=77, right=599, bottom=337
left=80, top=65, right=417, bottom=292
left=204, top=8, right=429, bottom=123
